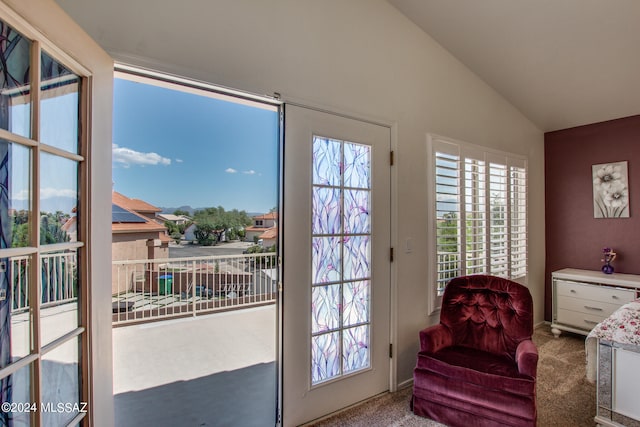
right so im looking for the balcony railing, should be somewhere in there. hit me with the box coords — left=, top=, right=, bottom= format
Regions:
left=112, top=252, right=278, bottom=325
left=9, top=252, right=77, bottom=314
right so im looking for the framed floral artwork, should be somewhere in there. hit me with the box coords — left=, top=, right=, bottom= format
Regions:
left=592, top=161, right=630, bottom=218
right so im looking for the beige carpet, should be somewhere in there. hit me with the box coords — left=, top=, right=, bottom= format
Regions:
left=309, top=326, right=596, bottom=427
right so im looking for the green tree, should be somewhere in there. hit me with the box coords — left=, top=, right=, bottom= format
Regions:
left=194, top=221, right=216, bottom=246
left=39, top=212, right=70, bottom=245
left=437, top=212, right=459, bottom=253
left=173, top=209, right=190, bottom=216
left=193, top=206, right=251, bottom=243
left=164, top=221, right=179, bottom=235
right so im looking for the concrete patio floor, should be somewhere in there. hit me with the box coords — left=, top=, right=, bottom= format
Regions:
left=113, top=304, right=277, bottom=426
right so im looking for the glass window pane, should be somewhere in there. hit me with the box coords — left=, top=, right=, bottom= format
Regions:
left=0, top=140, right=31, bottom=248
left=0, top=20, right=31, bottom=139
left=7, top=255, right=32, bottom=361
left=343, top=325, right=369, bottom=374
left=0, top=363, right=32, bottom=426
left=311, top=284, right=340, bottom=333
left=42, top=336, right=81, bottom=427
left=312, top=187, right=341, bottom=235
left=343, top=281, right=369, bottom=327
left=40, top=153, right=78, bottom=245
left=344, top=189, right=370, bottom=234
left=311, top=237, right=341, bottom=284
left=40, top=51, right=80, bottom=154
left=343, top=236, right=370, bottom=280
left=312, top=137, right=341, bottom=186
left=311, top=332, right=340, bottom=384
left=343, top=142, right=370, bottom=189
left=40, top=249, right=78, bottom=346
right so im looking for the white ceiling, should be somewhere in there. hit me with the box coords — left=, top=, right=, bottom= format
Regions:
left=387, top=0, right=640, bottom=131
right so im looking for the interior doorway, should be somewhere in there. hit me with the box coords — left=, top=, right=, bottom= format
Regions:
left=111, top=67, right=281, bottom=426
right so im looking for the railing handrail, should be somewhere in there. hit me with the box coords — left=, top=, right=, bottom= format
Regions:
left=112, top=251, right=277, bottom=266
left=112, top=251, right=278, bottom=326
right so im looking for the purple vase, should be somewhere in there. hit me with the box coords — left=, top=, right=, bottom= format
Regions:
left=602, top=262, right=614, bottom=274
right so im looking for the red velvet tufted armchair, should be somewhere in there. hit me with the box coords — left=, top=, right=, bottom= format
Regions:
left=412, top=275, right=538, bottom=427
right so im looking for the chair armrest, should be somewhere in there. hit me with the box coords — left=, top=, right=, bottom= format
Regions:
left=419, top=324, right=454, bottom=354
left=515, top=339, right=538, bottom=378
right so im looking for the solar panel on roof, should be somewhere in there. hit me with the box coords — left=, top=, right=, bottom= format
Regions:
left=112, top=204, right=146, bottom=223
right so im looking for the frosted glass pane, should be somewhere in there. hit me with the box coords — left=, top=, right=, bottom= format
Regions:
left=344, top=142, right=370, bottom=189
left=344, top=189, right=370, bottom=234
left=312, top=332, right=340, bottom=384
left=343, top=281, right=369, bottom=326
left=343, top=325, right=369, bottom=373
left=312, top=237, right=341, bottom=284
left=313, top=137, right=341, bottom=186
left=343, top=236, right=370, bottom=280
left=312, top=187, right=341, bottom=235
left=312, top=285, right=340, bottom=333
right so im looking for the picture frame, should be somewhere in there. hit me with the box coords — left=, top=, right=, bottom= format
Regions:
left=592, top=161, right=630, bottom=218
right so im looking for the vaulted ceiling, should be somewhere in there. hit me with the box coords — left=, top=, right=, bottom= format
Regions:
left=387, top=0, right=640, bottom=131
left=55, top=0, right=640, bottom=133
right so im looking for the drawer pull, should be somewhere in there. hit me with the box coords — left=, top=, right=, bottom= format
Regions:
left=584, top=305, right=603, bottom=311
left=612, top=295, right=619, bottom=299
left=570, top=289, right=577, bottom=293
left=584, top=320, right=599, bottom=325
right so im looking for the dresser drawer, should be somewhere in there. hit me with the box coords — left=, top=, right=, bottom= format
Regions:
left=556, top=280, right=636, bottom=304
left=556, top=295, right=622, bottom=318
left=556, top=309, right=604, bottom=330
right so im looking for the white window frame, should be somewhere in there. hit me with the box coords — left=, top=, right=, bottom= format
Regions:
left=427, top=134, right=528, bottom=313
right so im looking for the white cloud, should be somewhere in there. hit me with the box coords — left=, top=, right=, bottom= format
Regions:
left=175, top=158, right=184, bottom=163
left=13, top=188, right=77, bottom=200
left=112, top=144, right=171, bottom=167
left=225, top=168, right=238, bottom=174
left=243, top=170, right=257, bottom=175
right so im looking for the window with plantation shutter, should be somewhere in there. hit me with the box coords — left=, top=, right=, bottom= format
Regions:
left=428, top=135, right=528, bottom=311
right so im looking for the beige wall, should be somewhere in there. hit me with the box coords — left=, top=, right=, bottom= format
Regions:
left=58, top=0, right=545, bottom=387
left=112, top=232, right=169, bottom=294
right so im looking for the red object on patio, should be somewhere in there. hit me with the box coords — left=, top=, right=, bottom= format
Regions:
left=412, top=275, right=538, bottom=427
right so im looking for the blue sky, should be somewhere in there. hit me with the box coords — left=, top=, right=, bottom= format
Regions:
left=112, top=77, right=279, bottom=213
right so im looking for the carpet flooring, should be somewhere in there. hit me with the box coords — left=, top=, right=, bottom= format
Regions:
left=310, top=326, right=596, bottom=426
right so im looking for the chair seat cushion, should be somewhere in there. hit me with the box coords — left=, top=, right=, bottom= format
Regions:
left=416, top=346, right=535, bottom=396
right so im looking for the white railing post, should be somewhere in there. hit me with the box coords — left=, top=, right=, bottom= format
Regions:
left=191, top=260, right=197, bottom=317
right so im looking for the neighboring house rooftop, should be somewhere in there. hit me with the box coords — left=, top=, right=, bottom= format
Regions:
left=253, top=212, right=278, bottom=221
left=259, top=228, right=277, bottom=240
left=112, top=191, right=162, bottom=214
left=157, top=213, right=191, bottom=222
left=112, top=193, right=167, bottom=234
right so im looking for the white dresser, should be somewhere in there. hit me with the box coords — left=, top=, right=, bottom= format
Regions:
left=551, top=268, right=640, bottom=337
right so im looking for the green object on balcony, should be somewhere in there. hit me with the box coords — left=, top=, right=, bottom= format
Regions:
left=158, top=275, right=173, bottom=295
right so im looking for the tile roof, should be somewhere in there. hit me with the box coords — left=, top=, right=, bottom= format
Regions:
left=112, top=191, right=162, bottom=213
left=252, top=212, right=278, bottom=220
left=112, top=192, right=167, bottom=234
left=259, top=228, right=278, bottom=239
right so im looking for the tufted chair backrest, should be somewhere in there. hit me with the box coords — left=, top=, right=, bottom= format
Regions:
left=440, top=275, right=534, bottom=358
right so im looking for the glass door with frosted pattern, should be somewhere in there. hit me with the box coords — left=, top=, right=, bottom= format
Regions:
left=283, top=105, right=391, bottom=426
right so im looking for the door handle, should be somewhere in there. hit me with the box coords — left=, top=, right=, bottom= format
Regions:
left=584, top=305, right=603, bottom=311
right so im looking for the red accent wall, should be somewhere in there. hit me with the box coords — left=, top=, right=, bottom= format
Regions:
left=544, top=115, right=640, bottom=321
